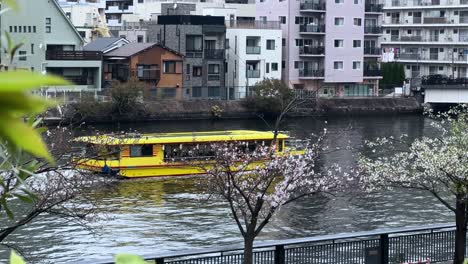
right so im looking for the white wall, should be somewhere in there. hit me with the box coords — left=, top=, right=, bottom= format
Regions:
left=226, top=27, right=282, bottom=98
left=425, top=88, right=468, bottom=103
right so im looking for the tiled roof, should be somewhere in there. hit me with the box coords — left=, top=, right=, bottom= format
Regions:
left=84, top=37, right=124, bottom=52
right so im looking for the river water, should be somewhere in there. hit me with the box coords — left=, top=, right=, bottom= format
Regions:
left=1, top=114, right=454, bottom=263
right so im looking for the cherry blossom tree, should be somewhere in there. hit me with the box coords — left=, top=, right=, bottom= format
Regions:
left=195, top=133, right=349, bottom=264
left=358, top=105, right=468, bottom=264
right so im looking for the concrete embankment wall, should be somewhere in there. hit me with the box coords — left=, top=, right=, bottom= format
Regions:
left=48, top=97, right=423, bottom=124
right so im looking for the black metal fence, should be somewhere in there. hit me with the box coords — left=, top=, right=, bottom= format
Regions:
left=87, top=223, right=460, bottom=264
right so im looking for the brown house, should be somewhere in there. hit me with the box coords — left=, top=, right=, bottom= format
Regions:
left=103, top=43, right=184, bottom=100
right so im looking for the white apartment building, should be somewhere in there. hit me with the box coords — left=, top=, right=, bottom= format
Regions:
left=381, top=0, right=468, bottom=85
left=59, top=0, right=109, bottom=43
left=105, top=0, right=256, bottom=27
left=225, top=21, right=282, bottom=98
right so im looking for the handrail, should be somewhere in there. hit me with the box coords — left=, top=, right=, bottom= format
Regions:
left=85, top=223, right=455, bottom=264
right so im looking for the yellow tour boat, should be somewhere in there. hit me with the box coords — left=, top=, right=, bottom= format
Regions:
left=74, top=130, right=303, bottom=178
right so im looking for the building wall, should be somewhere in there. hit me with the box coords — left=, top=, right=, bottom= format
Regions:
left=226, top=27, right=282, bottom=94
left=324, top=0, right=364, bottom=83
left=60, top=4, right=105, bottom=43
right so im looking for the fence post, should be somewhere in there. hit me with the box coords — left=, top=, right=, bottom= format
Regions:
left=155, top=257, right=164, bottom=264
left=274, top=245, right=285, bottom=264
left=380, top=234, right=389, bottom=264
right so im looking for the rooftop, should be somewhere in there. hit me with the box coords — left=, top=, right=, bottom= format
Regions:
left=83, top=37, right=128, bottom=52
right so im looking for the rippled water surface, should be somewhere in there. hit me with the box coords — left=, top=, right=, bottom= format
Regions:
left=0, top=115, right=453, bottom=263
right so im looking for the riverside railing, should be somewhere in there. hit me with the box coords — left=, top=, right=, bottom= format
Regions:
left=87, top=223, right=459, bottom=264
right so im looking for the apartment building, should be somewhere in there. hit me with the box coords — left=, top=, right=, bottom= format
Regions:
left=381, top=0, right=468, bottom=85
left=0, top=0, right=103, bottom=92
left=225, top=20, right=283, bottom=98
left=148, top=15, right=227, bottom=99
left=256, top=0, right=383, bottom=97
left=59, top=0, right=109, bottom=43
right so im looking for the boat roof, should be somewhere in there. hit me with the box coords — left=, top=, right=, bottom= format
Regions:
left=75, top=130, right=289, bottom=145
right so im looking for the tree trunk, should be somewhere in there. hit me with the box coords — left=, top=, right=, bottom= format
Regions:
left=454, top=196, right=467, bottom=264
left=244, top=234, right=255, bottom=264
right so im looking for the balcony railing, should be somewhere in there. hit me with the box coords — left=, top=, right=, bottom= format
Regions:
left=131, top=69, right=161, bottom=81
left=398, top=53, right=419, bottom=60
left=299, top=69, right=324, bottom=78
left=364, top=26, right=382, bottom=34
left=246, top=70, right=260, bottom=78
left=413, top=17, right=422, bottom=24
left=400, top=35, right=423, bottom=41
left=460, top=17, right=468, bottom=23
left=300, top=0, right=326, bottom=10
left=422, top=75, right=468, bottom=87
left=364, top=69, right=382, bottom=76
left=365, top=3, right=383, bottom=12
left=299, top=46, right=325, bottom=55
left=226, top=20, right=281, bottom=30
left=390, top=18, right=400, bottom=24
left=186, top=50, right=203, bottom=58
left=207, top=74, right=220, bottom=81
left=46, top=50, right=102, bottom=60
left=364, top=47, right=381, bottom=55
left=299, top=24, right=325, bottom=33
left=246, top=46, right=261, bottom=54
left=62, top=75, right=92, bottom=85
left=423, top=17, right=448, bottom=24
left=204, top=49, right=225, bottom=60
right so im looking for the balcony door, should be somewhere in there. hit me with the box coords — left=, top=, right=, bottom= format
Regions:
left=205, top=40, right=216, bottom=50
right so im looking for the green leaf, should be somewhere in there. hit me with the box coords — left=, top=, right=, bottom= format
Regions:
left=0, top=71, right=70, bottom=92
left=10, top=251, right=25, bottom=264
left=1, top=197, right=14, bottom=219
left=114, top=254, right=149, bottom=264
left=13, top=193, right=35, bottom=204
left=0, top=116, right=53, bottom=162
left=0, top=93, right=54, bottom=115
left=2, top=0, right=19, bottom=11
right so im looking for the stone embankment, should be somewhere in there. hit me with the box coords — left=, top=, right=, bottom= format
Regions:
left=44, top=97, right=423, bottom=124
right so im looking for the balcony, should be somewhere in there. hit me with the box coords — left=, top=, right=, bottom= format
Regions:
left=299, top=46, right=325, bottom=56
left=186, top=50, right=203, bottom=58
left=226, top=20, right=281, bottom=30
left=423, top=17, right=448, bottom=24
left=246, top=46, right=261, bottom=54
left=246, top=70, right=261, bottom=78
left=204, top=49, right=225, bottom=60
left=299, top=69, right=324, bottom=78
left=299, top=24, right=325, bottom=33
left=364, top=69, right=382, bottom=77
left=62, top=76, right=92, bottom=86
left=365, top=3, right=383, bottom=12
left=300, top=0, right=326, bottom=11
left=208, top=74, right=220, bottom=81
left=46, top=50, right=102, bottom=61
left=364, top=47, right=381, bottom=55
left=398, top=53, right=419, bottom=60
left=364, top=26, right=382, bottom=34
left=390, top=18, right=400, bottom=24
left=131, top=69, right=161, bottom=81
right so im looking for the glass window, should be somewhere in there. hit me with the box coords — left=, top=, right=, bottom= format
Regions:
left=272, top=63, right=278, bottom=71
left=334, top=61, right=344, bottom=70
left=334, top=39, right=344, bottom=47
left=186, top=35, right=203, bottom=51
left=208, top=64, right=220, bottom=74
left=163, top=61, right=177, bottom=73
left=353, top=40, right=361, bottom=47
left=353, top=61, right=361, bottom=69
left=266, top=40, right=275, bottom=50
left=130, top=145, right=153, bottom=157
left=208, top=87, right=220, bottom=97
left=192, top=87, right=202, bottom=98
left=193, top=66, right=202, bottom=77
left=335, top=17, right=344, bottom=25
left=354, top=18, right=362, bottom=26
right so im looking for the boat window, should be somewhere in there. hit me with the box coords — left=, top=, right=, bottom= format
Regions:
left=164, top=143, right=215, bottom=162
left=130, top=144, right=153, bottom=157
left=278, top=140, right=284, bottom=152
left=78, top=144, right=120, bottom=160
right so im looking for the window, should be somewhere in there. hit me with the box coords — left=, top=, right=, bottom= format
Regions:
left=138, top=0, right=144, bottom=2
left=272, top=63, right=278, bottom=71
left=45, top=18, right=51, bottom=33
left=164, top=61, right=177, bottom=73
left=18, top=26, right=22, bottom=33
left=282, top=38, right=286, bottom=46
left=334, top=61, right=344, bottom=70
left=335, top=17, right=344, bottom=26
left=186, top=64, right=191, bottom=75
left=130, top=145, right=153, bottom=157
left=354, top=0, right=359, bottom=3
left=335, top=0, right=344, bottom=3
left=23, top=26, right=26, bottom=32
left=9, top=26, right=12, bottom=33
left=78, top=31, right=86, bottom=38
left=45, top=18, right=51, bottom=25
left=208, top=64, right=220, bottom=74
left=192, top=87, right=202, bottom=98
left=353, top=40, right=361, bottom=47
left=334, top=39, right=344, bottom=47
left=46, top=26, right=51, bottom=33
left=31, top=44, right=34, bottom=54
left=193, top=66, right=202, bottom=77
left=266, top=40, right=275, bottom=50
left=137, top=35, right=144, bottom=43
left=18, top=51, right=26, bottom=61
left=354, top=18, right=362, bottom=26
left=186, top=35, right=203, bottom=51
left=266, top=63, right=270, bottom=73
left=353, top=61, right=361, bottom=70
left=208, top=87, right=220, bottom=97
left=33, top=26, right=36, bottom=33
left=13, top=26, right=17, bottom=32
left=279, top=16, right=286, bottom=24
left=282, top=60, right=286, bottom=69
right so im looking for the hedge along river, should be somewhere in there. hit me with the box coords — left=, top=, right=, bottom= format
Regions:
left=0, top=114, right=453, bottom=263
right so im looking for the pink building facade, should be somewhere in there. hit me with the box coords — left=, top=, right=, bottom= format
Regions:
left=257, top=0, right=383, bottom=97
